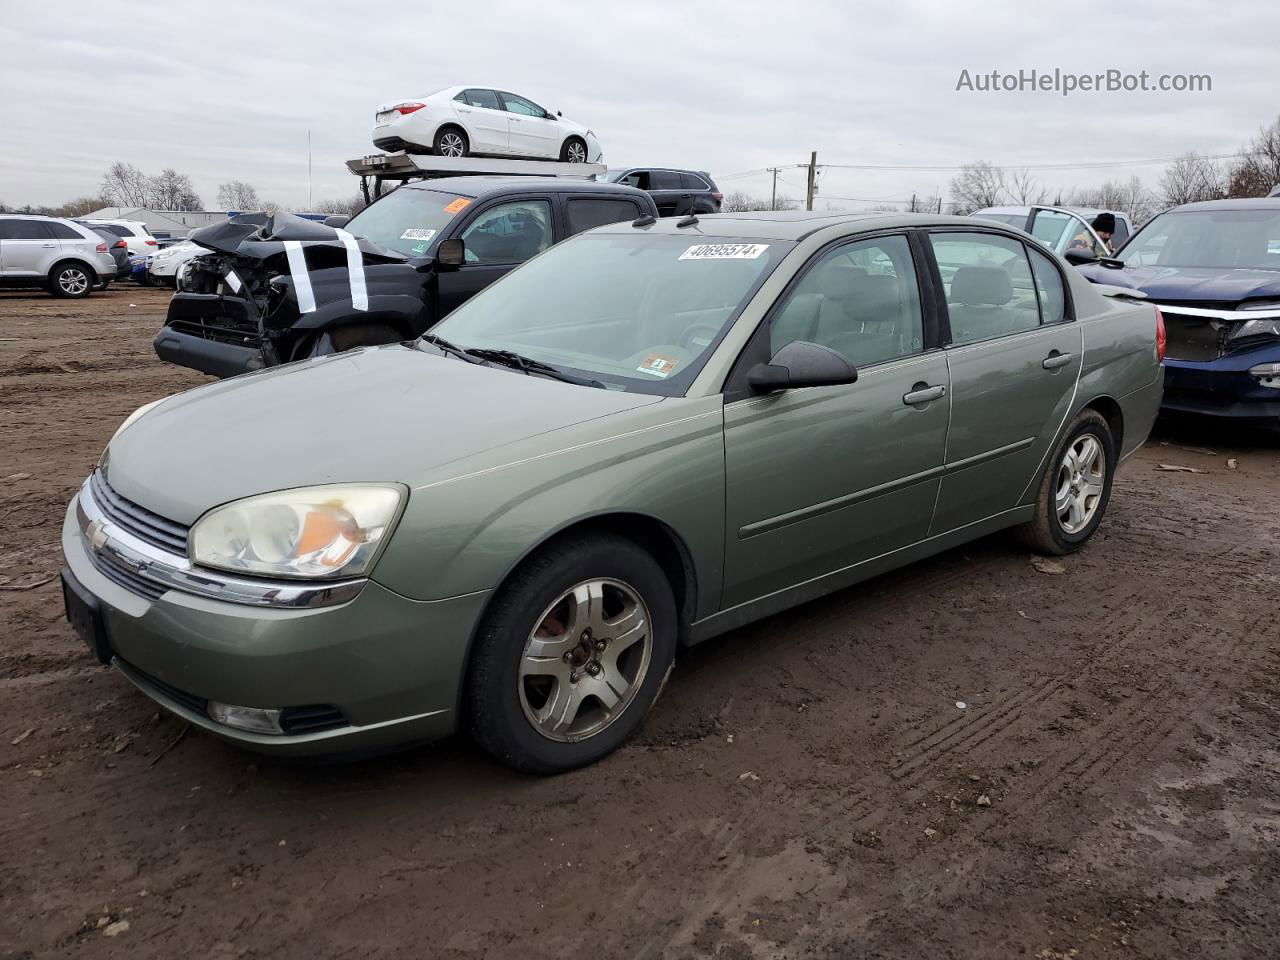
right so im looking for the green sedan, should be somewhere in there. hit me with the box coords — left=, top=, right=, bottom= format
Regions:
left=61, top=212, right=1165, bottom=773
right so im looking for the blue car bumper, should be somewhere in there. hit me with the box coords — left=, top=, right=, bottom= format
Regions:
left=1163, top=342, right=1280, bottom=420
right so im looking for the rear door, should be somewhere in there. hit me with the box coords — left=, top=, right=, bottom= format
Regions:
left=721, top=232, right=949, bottom=608
left=925, top=229, right=1082, bottom=534
left=500, top=92, right=559, bottom=158
left=564, top=196, right=646, bottom=237
left=453, top=89, right=510, bottom=153
left=0, top=218, right=58, bottom=277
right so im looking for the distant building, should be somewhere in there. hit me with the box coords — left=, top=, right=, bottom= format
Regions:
left=82, top=207, right=233, bottom=239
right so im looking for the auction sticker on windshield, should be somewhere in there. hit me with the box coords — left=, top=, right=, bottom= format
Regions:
left=636, top=354, right=678, bottom=378
left=400, top=228, right=437, bottom=241
left=679, top=243, right=769, bottom=261
left=444, top=197, right=472, bottom=214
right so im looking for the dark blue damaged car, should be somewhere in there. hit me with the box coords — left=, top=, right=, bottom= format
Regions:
left=1079, top=198, right=1280, bottom=426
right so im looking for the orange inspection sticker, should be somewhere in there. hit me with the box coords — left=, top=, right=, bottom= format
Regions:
left=443, top=197, right=472, bottom=214
left=636, top=354, right=679, bottom=378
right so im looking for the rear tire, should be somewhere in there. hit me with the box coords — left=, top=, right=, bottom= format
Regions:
left=303, top=322, right=403, bottom=358
left=49, top=262, right=94, bottom=298
left=560, top=137, right=588, bottom=163
left=433, top=126, right=469, bottom=158
left=1016, top=409, right=1116, bottom=555
left=466, top=533, right=677, bottom=774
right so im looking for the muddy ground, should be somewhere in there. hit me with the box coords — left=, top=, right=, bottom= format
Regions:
left=1, top=285, right=1278, bottom=959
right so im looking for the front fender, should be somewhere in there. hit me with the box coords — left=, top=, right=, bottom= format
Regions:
left=370, top=396, right=727, bottom=620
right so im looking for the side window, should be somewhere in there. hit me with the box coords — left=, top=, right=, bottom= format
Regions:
left=620, top=171, right=649, bottom=190
left=679, top=173, right=709, bottom=190
left=1028, top=247, right=1068, bottom=325
left=0, top=219, right=52, bottom=240
left=1030, top=209, right=1077, bottom=253
left=649, top=171, right=682, bottom=190
left=566, top=198, right=641, bottom=236
left=929, top=232, right=1040, bottom=345
left=460, top=88, right=501, bottom=110
left=106, top=224, right=136, bottom=237
left=769, top=234, right=924, bottom=366
left=47, top=222, right=85, bottom=240
left=500, top=93, right=545, bottom=117
left=460, top=199, right=553, bottom=264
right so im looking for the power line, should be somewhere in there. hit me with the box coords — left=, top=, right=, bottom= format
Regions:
left=719, top=152, right=1238, bottom=179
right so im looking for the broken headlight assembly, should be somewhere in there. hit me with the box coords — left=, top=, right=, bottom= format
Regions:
left=1229, top=301, right=1280, bottom=341
left=189, top=484, right=406, bottom=580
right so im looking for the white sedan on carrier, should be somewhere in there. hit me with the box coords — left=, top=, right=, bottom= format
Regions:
left=371, top=85, right=602, bottom=163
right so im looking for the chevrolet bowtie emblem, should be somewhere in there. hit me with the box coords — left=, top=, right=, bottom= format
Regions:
left=87, top=519, right=109, bottom=551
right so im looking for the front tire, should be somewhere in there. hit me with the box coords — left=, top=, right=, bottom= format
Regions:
left=466, top=534, right=677, bottom=774
left=560, top=137, right=588, bottom=163
left=1017, top=410, right=1116, bottom=555
left=49, top=262, right=94, bottom=298
left=433, top=126, right=469, bottom=158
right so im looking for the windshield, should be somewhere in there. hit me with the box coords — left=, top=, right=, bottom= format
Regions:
left=1118, top=208, right=1280, bottom=270
left=431, top=232, right=793, bottom=395
left=344, top=187, right=474, bottom=256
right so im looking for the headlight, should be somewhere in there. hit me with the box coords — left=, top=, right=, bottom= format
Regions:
left=175, top=260, right=194, bottom=291
left=190, top=484, right=406, bottom=580
left=1230, top=317, right=1280, bottom=340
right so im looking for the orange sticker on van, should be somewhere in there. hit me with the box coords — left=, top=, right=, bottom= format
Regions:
left=444, top=197, right=472, bottom=214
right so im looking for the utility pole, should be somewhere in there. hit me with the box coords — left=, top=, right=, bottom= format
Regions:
left=805, top=152, right=817, bottom=211
left=306, top=129, right=313, bottom=212
left=768, top=167, right=780, bottom=211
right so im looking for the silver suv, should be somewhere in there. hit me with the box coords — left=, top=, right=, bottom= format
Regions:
left=0, top=214, right=117, bottom=298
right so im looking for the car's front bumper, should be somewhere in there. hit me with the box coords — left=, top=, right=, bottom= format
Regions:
left=1163, top=344, right=1280, bottom=420
left=153, top=324, right=266, bottom=378
left=62, top=490, right=489, bottom=757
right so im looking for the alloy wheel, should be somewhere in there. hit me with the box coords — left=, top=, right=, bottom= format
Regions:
left=1055, top=433, right=1106, bottom=534
left=58, top=268, right=89, bottom=296
left=518, top=578, right=652, bottom=743
left=438, top=132, right=465, bottom=157
left=565, top=141, right=587, bottom=163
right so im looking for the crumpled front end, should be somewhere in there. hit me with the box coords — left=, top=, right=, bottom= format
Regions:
left=154, top=212, right=430, bottom=379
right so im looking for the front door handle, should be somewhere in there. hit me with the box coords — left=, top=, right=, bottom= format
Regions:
left=1042, top=351, right=1074, bottom=370
left=903, top=383, right=946, bottom=406
left=40, top=243, right=56, bottom=248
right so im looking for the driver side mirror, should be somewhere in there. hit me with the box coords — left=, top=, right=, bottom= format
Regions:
left=747, top=340, right=858, bottom=393
left=1064, top=248, right=1099, bottom=266
left=323, top=215, right=350, bottom=229
left=436, top=237, right=465, bottom=269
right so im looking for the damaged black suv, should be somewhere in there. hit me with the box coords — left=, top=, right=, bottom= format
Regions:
left=154, top=177, right=657, bottom=378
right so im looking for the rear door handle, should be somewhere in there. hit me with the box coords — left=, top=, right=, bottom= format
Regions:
left=1042, top=351, right=1073, bottom=370
left=903, top=384, right=946, bottom=405
left=41, top=243, right=56, bottom=248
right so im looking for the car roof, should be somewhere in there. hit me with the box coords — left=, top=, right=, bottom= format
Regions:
left=401, top=177, right=648, bottom=199
left=1167, top=197, right=1280, bottom=213
left=596, top=211, right=986, bottom=242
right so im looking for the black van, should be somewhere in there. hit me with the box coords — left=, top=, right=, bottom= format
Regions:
left=154, top=177, right=657, bottom=378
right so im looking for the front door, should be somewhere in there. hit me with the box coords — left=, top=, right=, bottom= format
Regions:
left=434, top=197, right=556, bottom=318
left=500, top=93, right=559, bottom=158
left=721, top=233, right=950, bottom=608
left=925, top=229, right=1084, bottom=533
left=0, top=218, right=58, bottom=277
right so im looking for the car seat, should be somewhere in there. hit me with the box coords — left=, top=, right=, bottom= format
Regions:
left=947, top=265, right=1013, bottom=342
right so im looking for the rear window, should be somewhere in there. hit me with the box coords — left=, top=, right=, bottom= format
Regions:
left=680, top=173, right=709, bottom=190
left=104, top=224, right=136, bottom=237
left=0, top=219, right=52, bottom=240
left=566, top=198, right=644, bottom=236
left=456, top=88, right=501, bottom=110
left=343, top=186, right=473, bottom=256
left=47, top=221, right=86, bottom=240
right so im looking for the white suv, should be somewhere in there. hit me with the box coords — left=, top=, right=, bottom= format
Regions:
left=78, top=218, right=159, bottom=258
left=0, top=215, right=116, bottom=298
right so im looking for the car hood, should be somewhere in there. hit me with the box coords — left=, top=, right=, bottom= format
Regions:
left=189, top=211, right=405, bottom=263
left=104, top=344, right=661, bottom=525
left=1078, top=263, right=1280, bottom=305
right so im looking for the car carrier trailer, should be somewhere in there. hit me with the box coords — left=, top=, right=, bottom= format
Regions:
left=346, top=152, right=607, bottom=204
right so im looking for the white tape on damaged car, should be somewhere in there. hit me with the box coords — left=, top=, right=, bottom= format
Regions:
left=678, top=243, right=769, bottom=261
left=336, top=229, right=368, bottom=312
left=283, top=241, right=316, bottom=314
left=224, top=270, right=242, bottom=293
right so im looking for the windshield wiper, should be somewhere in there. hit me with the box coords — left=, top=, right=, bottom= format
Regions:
left=418, top=333, right=484, bottom=363
left=462, top=348, right=605, bottom=388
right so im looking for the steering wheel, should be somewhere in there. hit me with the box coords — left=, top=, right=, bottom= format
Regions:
left=677, top=323, right=722, bottom=352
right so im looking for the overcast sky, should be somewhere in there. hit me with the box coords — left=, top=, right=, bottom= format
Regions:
left=2, top=0, right=1278, bottom=212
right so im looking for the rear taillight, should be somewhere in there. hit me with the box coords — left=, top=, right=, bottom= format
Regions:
left=95, top=242, right=108, bottom=253
left=145, top=239, right=158, bottom=246
left=711, top=191, right=724, bottom=202
left=1155, top=306, right=1166, bottom=362
left=394, top=102, right=426, bottom=115
left=114, top=239, right=127, bottom=249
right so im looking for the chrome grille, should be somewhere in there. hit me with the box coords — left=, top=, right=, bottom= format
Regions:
left=91, top=551, right=167, bottom=602
left=90, top=470, right=189, bottom=555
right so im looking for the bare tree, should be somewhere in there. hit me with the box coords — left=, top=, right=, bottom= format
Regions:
left=721, top=191, right=797, bottom=212
left=1160, top=152, right=1227, bottom=207
left=217, top=180, right=262, bottom=210
left=1006, top=168, right=1046, bottom=205
left=53, top=195, right=108, bottom=217
left=148, top=168, right=201, bottom=210
left=100, top=162, right=151, bottom=207
left=948, top=161, right=1006, bottom=215
left=1226, top=114, right=1280, bottom=197
left=315, top=195, right=368, bottom=218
